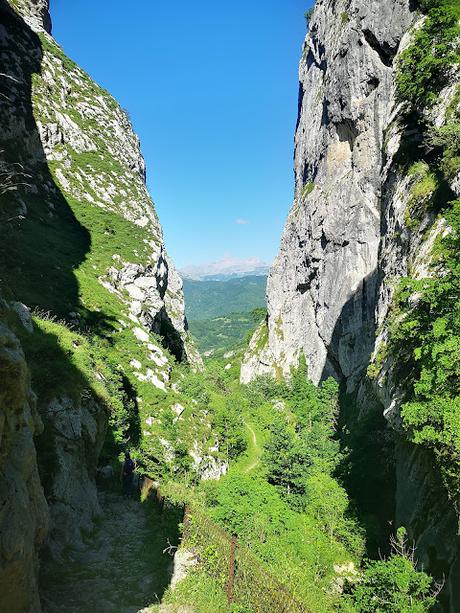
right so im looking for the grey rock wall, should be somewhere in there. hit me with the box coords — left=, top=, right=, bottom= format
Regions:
left=242, top=0, right=414, bottom=387
left=241, top=0, right=460, bottom=608
left=0, top=301, right=49, bottom=613
left=37, top=394, right=108, bottom=559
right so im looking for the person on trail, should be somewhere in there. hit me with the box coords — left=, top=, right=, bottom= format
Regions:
left=121, top=451, right=136, bottom=499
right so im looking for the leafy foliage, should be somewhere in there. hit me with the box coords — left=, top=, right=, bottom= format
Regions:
left=396, top=2, right=460, bottom=108
left=391, top=198, right=460, bottom=506
left=263, top=358, right=342, bottom=506
left=177, top=358, right=366, bottom=611
left=429, top=120, right=460, bottom=179
left=343, top=528, right=436, bottom=612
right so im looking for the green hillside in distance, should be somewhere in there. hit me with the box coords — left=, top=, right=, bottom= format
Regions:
left=183, top=275, right=267, bottom=321
left=188, top=309, right=266, bottom=355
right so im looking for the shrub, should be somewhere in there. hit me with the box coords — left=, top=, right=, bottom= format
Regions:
left=390, top=197, right=460, bottom=508
left=304, top=8, right=314, bottom=24
left=301, top=181, right=314, bottom=198
left=343, top=528, right=437, bottom=612
left=396, top=4, right=460, bottom=109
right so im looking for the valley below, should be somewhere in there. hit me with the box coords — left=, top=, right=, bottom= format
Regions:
left=0, top=0, right=459, bottom=612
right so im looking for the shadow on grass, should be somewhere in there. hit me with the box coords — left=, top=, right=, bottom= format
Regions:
left=142, top=492, right=183, bottom=601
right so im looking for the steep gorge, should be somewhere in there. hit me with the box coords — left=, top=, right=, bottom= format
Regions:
left=242, top=0, right=460, bottom=608
left=2, top=0, right=460, bottom=610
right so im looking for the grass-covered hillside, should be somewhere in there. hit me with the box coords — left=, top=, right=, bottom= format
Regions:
left=183, top=275, right=267, bottom=320
left=152, top=353, right=438, bottom=613
left=183, top=275, right=267, bottom=353
left=188, top=308, right=267, bottom=355
left=0, top=2, right=203, bottom=475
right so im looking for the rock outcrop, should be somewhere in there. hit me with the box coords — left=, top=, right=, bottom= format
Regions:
left=10, top=0, right=51, bottom=32
left=241, top=0, right=415, bottom=387
left=241, top=0, right=459, bottom=608
left=0, top=0, right=199, bottom=610
left=0, top=300, right=48, bottom=613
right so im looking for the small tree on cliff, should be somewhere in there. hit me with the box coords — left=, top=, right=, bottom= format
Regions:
left=342, top=527, right=441, bottom=612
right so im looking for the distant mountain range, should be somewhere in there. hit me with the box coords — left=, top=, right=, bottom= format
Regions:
left=180, top=256, right=270, bottom=281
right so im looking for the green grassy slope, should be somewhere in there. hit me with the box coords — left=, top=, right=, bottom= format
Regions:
left=187, top=309, right=266, bottom=355
left=0, top=5, right=203, bottom=475
left=183, top=275, right=267, bottom=320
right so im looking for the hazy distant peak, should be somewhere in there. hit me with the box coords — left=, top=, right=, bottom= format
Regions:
left=181, top=256, right=270, bottom=281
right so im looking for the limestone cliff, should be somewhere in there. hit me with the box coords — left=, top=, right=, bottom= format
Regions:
left=0, top=300, right=48, bottom=613
left=242, top=0, right=460, bottom=608
left=241, top=0, right=415, bottom=387
left=0, top=0, right=199, bottom=610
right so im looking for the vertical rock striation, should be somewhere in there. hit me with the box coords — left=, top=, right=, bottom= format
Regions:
left=242, top=0, right=414, bottom=388
left=0, top=300, right=48, bottom=613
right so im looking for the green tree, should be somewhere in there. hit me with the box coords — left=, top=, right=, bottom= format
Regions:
left=211, top=396, right=247, bottom=461
left=344, top=528, right=437, bottom=612
left=263, top=418, right=308, bottom=505
left=396, top=3, right=460, bottom=108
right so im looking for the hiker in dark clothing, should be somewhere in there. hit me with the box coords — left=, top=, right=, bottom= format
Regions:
left=121, top=451, right=136, bottom=499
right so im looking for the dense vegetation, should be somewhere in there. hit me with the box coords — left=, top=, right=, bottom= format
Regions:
left=391, top=196, right=460, bottom=510
left=384, top=0, right=460, bottom=516
left=148, top=346, right=437, bottom=612
left=396, top=0, right=460, bottom=108
left=183, top=275, right=267, bottom=321
left=188, top=308, right=266, bottom=355
left=161, top=358, right=360, bottom=610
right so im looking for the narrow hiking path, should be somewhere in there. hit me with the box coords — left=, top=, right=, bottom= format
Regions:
left=239, top=421, right=263, bottom=474
left=40, top=490, right=182, bottom=613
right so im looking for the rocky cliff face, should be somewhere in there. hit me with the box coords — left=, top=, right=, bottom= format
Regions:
left=9, top=0, right=51, bottom=32
left=241, top=0, right=415, bottom=387
left=242, top=0, right=460, bottom=608
left=0, top=300, right=48, bottom=613
left=0, top=1, right=199, bottom=610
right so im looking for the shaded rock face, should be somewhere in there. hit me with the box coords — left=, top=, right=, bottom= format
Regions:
left=0, top=0, right=198, bottom=610
left=369, top=82, right=460, bottom=610
left=0, top=295, right=108, bottom=612
left=0, top=301, right=48, bottom=613
left=37, top=394, right=108, bottom=558
left=242, top=0, right=460, bottom=608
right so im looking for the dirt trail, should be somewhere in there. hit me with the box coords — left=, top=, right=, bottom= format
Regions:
left=41, top=490, right=181, bottom=613
left=243, top=422, right=262, bottom=474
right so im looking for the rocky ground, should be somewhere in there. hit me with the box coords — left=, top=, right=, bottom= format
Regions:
left=40, top=489, right=182, bottom=613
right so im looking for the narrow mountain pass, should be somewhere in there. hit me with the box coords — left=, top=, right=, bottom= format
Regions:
left=40, top=489, right=182, bottom=613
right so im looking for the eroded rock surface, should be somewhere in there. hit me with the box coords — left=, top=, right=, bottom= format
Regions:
left=0, top=301, right=48, bottom=613
left=242, top=0, right=415, bottom=387
left=241, top=0, right=460, bottom=608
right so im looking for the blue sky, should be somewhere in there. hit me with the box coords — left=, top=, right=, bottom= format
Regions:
left=51, top=1, right=311, bottom=269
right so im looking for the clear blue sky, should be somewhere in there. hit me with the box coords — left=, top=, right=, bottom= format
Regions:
left=51, top=1, right=311, bottom=269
